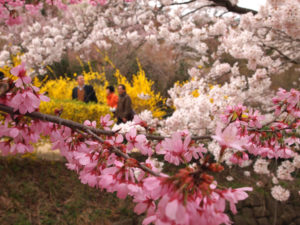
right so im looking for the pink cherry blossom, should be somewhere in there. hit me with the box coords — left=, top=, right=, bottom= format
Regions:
left=6, top=15, right=22, bottom=26
left=83, top=120, right=97, bottom=128
left=10, top=90, right=40, bottom=114
left=11, top=63, right=31, bottom=87
left=100, top=114, right=114, bottom=130
left=25, top=3, right=42, bottom=15
left=105, top=134, right=124, bottom=146
left=157, top=132, right=196, bottom=165
left=125, top=128, right=150, bottom=155
left=230, top=152, right=249, bottom=166
left=222, top=187, right=253, bottom=214
left=212, top=124, right=247, bottom=151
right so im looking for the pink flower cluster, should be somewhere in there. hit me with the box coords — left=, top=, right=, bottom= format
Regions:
left=215, top=89, right=300, bottom=164
left=0, top=63, right=49, bottom=114
left=1, top=64, right=299, bottom=224
left=0, top=106, right=253, bottom=225
left=137, top=170, right=252, bottom=225
left=156, top=132, right=207, bottom=165
left=273, top=88, right=300, bottom=118
left=0, top=115, right=50, bottom=155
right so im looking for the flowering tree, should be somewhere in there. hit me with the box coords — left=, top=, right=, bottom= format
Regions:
left=0, top=61, right=299, bottom=224
left=0, top=0, right=298, bottom=126
left=0, top=0, right=300, bottom=224
left=1, top=0, right=299, bottom=72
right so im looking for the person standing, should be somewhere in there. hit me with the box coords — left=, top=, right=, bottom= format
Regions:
left=115, top=84, right=134, bottom=124
left=106, top=85, right=118, bottom=113
left=72, top=75, right=98, bottom=103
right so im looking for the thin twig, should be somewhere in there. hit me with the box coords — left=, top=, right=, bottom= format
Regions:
left=181, top=4, right=216, bottom=18
left=85, top=129, right=160, bottom=177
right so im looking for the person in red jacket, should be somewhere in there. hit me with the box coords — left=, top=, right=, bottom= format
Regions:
left=106, top=85, right=118, bottom=114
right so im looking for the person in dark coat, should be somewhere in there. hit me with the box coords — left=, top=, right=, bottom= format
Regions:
left=72, top=75, right=97, bottom=103
left=115, top=84, right=134, bottom=124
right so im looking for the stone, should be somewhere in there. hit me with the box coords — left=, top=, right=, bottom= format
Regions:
left=248, top=195, right=264, bottom=207
left=253, top=206, right=269, bottom=217
left=239, top=207, right=259, bottom=225
left=241, top=207, right=254, bottom=217
left=233, top=215, right=245, bottom=225
left=257, top=218, right=270, bottom=225
left=244, top=217, right=258, bottom=225
left=280, top=205, right=297, bottom=223
left=234, top=215, right=258, bottom=225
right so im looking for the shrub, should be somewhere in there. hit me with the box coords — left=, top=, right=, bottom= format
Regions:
left=37, top=56, right=166, bottom=119
left=39, top=99, right=111, bottom=124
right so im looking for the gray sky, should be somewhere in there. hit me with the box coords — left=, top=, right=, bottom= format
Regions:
left=238, top=0, right=266, bottom=11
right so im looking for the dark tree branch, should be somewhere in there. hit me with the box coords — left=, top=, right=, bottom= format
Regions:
left=0, top=104, right=115, bottom=136
left=0, top=104, right=159, bottom=176
left=159, top=0, right=257, bottom=15
left=0, top=104, right=212, bottom=141
left=209, top=0, right=257, bottom=14
left=170, top=0, right=197, bottom=6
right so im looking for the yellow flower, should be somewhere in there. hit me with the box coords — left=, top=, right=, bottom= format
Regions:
left=40, top=99, right=111, bottom=124
left=192, top=89, right=199, bottom=97
left=241, top=114, right=248, bottom=119
left=0, top=54, right=22, bottom=80
left=208, top=84, right=214, bottom=90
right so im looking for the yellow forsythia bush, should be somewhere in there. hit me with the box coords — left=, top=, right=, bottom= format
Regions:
left=39, top=99, right=110, bottom=124
left=2, top=54, right=166, bottom=121
left=38, top=56, right=166, bottom=120
left=36, top=69, right=111, bottom=123
left=38, top=64, right=109, bottom=104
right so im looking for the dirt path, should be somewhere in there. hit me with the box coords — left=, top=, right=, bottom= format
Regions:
left=34, top=143, right=63, bottom=161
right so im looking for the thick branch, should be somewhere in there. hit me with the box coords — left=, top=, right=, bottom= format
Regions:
left=159, top=0, right=257, bottom=15
left=209, top=0, right=257, bottom=14
left=0, top=104, right=212, bottom=141
left=0, top=105, right=161, bottom=176
left=0, top=104, right=115, bottom=136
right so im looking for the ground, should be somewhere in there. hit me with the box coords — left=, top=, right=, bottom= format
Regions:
left=1, top=146, right=300, bottom=225
left=0, top=157, right=141, bottom=225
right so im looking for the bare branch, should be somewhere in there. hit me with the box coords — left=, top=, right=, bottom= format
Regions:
left=181, top=4, right=216, bottom=18
left=261, top=43, right=299, bottom=64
